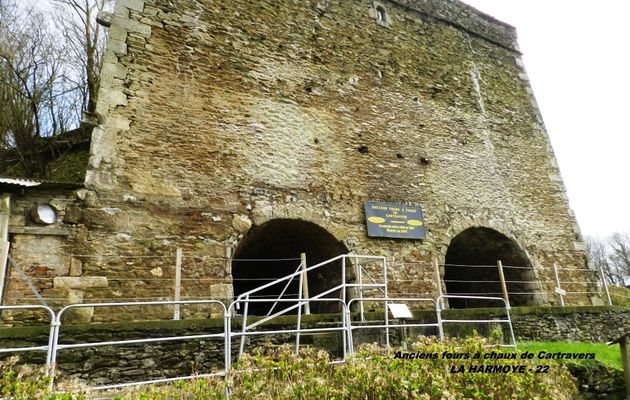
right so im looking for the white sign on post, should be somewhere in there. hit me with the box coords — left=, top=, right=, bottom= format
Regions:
left=387, top=303, right=413, bottom=319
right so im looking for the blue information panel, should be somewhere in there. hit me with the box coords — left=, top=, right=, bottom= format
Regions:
left=364, top=202, right=426, bottom=239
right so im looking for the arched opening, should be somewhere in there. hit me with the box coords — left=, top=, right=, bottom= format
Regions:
left=232, top=219, right=349, bottom=315
left=376, top=6, right=386, bottom=22
left=444, top=227, right=539, bottom=308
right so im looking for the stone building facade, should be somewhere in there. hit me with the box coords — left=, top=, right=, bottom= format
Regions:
left=1, top=0, right=596, bottom=321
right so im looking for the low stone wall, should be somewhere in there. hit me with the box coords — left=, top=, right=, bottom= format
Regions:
left=510, top=306, right=630, bottom=342
left=0, top=306, right=628, bottom=387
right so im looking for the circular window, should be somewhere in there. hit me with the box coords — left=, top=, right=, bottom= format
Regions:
left=30, top=204, right=58, bottom=225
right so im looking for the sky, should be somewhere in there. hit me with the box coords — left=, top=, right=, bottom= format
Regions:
left=462, top=0, right=630, bottom=238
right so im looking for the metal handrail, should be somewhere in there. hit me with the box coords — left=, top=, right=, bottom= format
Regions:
left=265, top=262, right=303, bottom=317
left=436, top=294, right=517, bottom=349
left=0, top=253, right=526, bottom=393
left=228, top=298, right=348, bottom=359
left=49, top=300, right=228, bottom=390
left=234, top=254, right=385, bottom=303
left=0, top=305, right=57, bottom=374
left=233, top=254, right=387, bottom=359
left=345, top=297, right=439, bottom=355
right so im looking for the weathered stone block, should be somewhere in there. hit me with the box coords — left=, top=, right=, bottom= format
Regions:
left=117, top=0, right=145, bottom=13
left=210, top=284, right=233, bottom=300
left=69, top=258, right=83, bottom=277
left=111, top=15, right=151, bottom=37
left=231, top=214, right=252, bottom=233
left=54, top=277, right=108, bottom=290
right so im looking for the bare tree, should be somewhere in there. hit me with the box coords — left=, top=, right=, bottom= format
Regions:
left=610, top=232, right=630, bottom=280
left=0, top=0, right=110, bottom=178
left=0, top=2, right=79, bottom=176
left=585, top=236, right=620, bottom=285
left=53, top=0, right=111, bottom=114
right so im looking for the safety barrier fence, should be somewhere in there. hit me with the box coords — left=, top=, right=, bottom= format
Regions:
left=0, top=294, right=515, bottom=393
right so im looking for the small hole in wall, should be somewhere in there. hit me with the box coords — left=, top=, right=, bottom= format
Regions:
left=314, top=138, right=319, bottom=144
left=376, top=6, right=386, bottom=22
left=358, top=145, right=369, bottom=154
left=420, top=157, right=430, bottom=166
left=396, top=153, right=404, bottom=159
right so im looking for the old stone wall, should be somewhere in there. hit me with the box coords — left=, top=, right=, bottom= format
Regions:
left=2, top=0, right=594, bottom=318
left=2, top=188, right=93, bottom=323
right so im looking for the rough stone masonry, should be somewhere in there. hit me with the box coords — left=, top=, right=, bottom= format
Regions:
left=2, top=0, right=596, bottom=322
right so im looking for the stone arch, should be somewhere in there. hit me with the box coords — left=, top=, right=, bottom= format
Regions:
left=443, top=227, right=540, bottom=308
left=232, top=218, right=349, bottom=315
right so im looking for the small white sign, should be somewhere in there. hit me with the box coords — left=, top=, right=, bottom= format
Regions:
left=555, top=287, right=566, bottom=296
left=387, top=303, right=413, bottom=319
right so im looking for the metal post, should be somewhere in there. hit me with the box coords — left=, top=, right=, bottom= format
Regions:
left=238, top=294, right=249, bottom=358
left=49, top=315, right=62, bottom=386
left=224, top=308, right=231, bottom=372
left=599, top=264, right=613, bottom=306
left=436, top=300, right=444, bottom=340
left=496, top=260, right=510, bottom=309
left=300, top=253, right=310, bottom=315
left=620, top=337, right=630, bottom=400
left=345, top=302, right=354, bottom=356
left=342, top=256, right=347, bottom=356
left=341, top=256, right=346, bottom=306
left=174, top=248, right=183, bottom=320
left=356, top=262, right=365, bottom=322
left=296, top=268, right=304, bottom=354
left=553, top=263, right=565, bottom=307
left=224, top=307, right=232, bottom=400
left=383, top=257, right=390, bottom=348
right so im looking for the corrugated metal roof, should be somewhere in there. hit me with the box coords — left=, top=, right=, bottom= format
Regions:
left=0, top=177, right=83, bottom=190
left=0, top=177, right=42, bottom=187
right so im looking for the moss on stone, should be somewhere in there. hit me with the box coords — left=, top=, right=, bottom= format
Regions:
left=47, top=149, right=89, bottom=183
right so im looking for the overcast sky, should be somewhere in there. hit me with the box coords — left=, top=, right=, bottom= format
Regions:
left=462, top=0, right=629, bottom=238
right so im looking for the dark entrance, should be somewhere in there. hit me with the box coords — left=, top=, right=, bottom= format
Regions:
left=232, top=219, right=349, bottom=315
left=444, top=227, right=538, bottom=308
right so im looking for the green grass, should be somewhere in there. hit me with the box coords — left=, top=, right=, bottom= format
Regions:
left=518, top=341, right=622, bottom=369
left=608, top=285, right=630, bottom=307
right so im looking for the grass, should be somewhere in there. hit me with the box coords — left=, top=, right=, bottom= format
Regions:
left=518, top=341, right=622, bottom=369
left=608, top=285, right=630, bottom=307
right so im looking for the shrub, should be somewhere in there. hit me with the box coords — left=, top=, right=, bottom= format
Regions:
left=116, top=335, right=580, bottom=400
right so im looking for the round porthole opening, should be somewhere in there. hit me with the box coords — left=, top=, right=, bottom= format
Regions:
left=30, top=204, right=58, bottom=225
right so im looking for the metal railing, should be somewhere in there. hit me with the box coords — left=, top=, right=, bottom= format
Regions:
left=0, top=253, right=523, bottom=393
left=50, top=300, right=228, bottom=390
left=0, top=295, right=518, bottom=392
left=0, top=305, right=57, bottom=374
left=346, top=297, right=440, bottom=355
left=437, top=294, right=516, bottom=349
left=228, top=298, right=348, bottom=358
left=232, top=254, right=386, bottom=359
